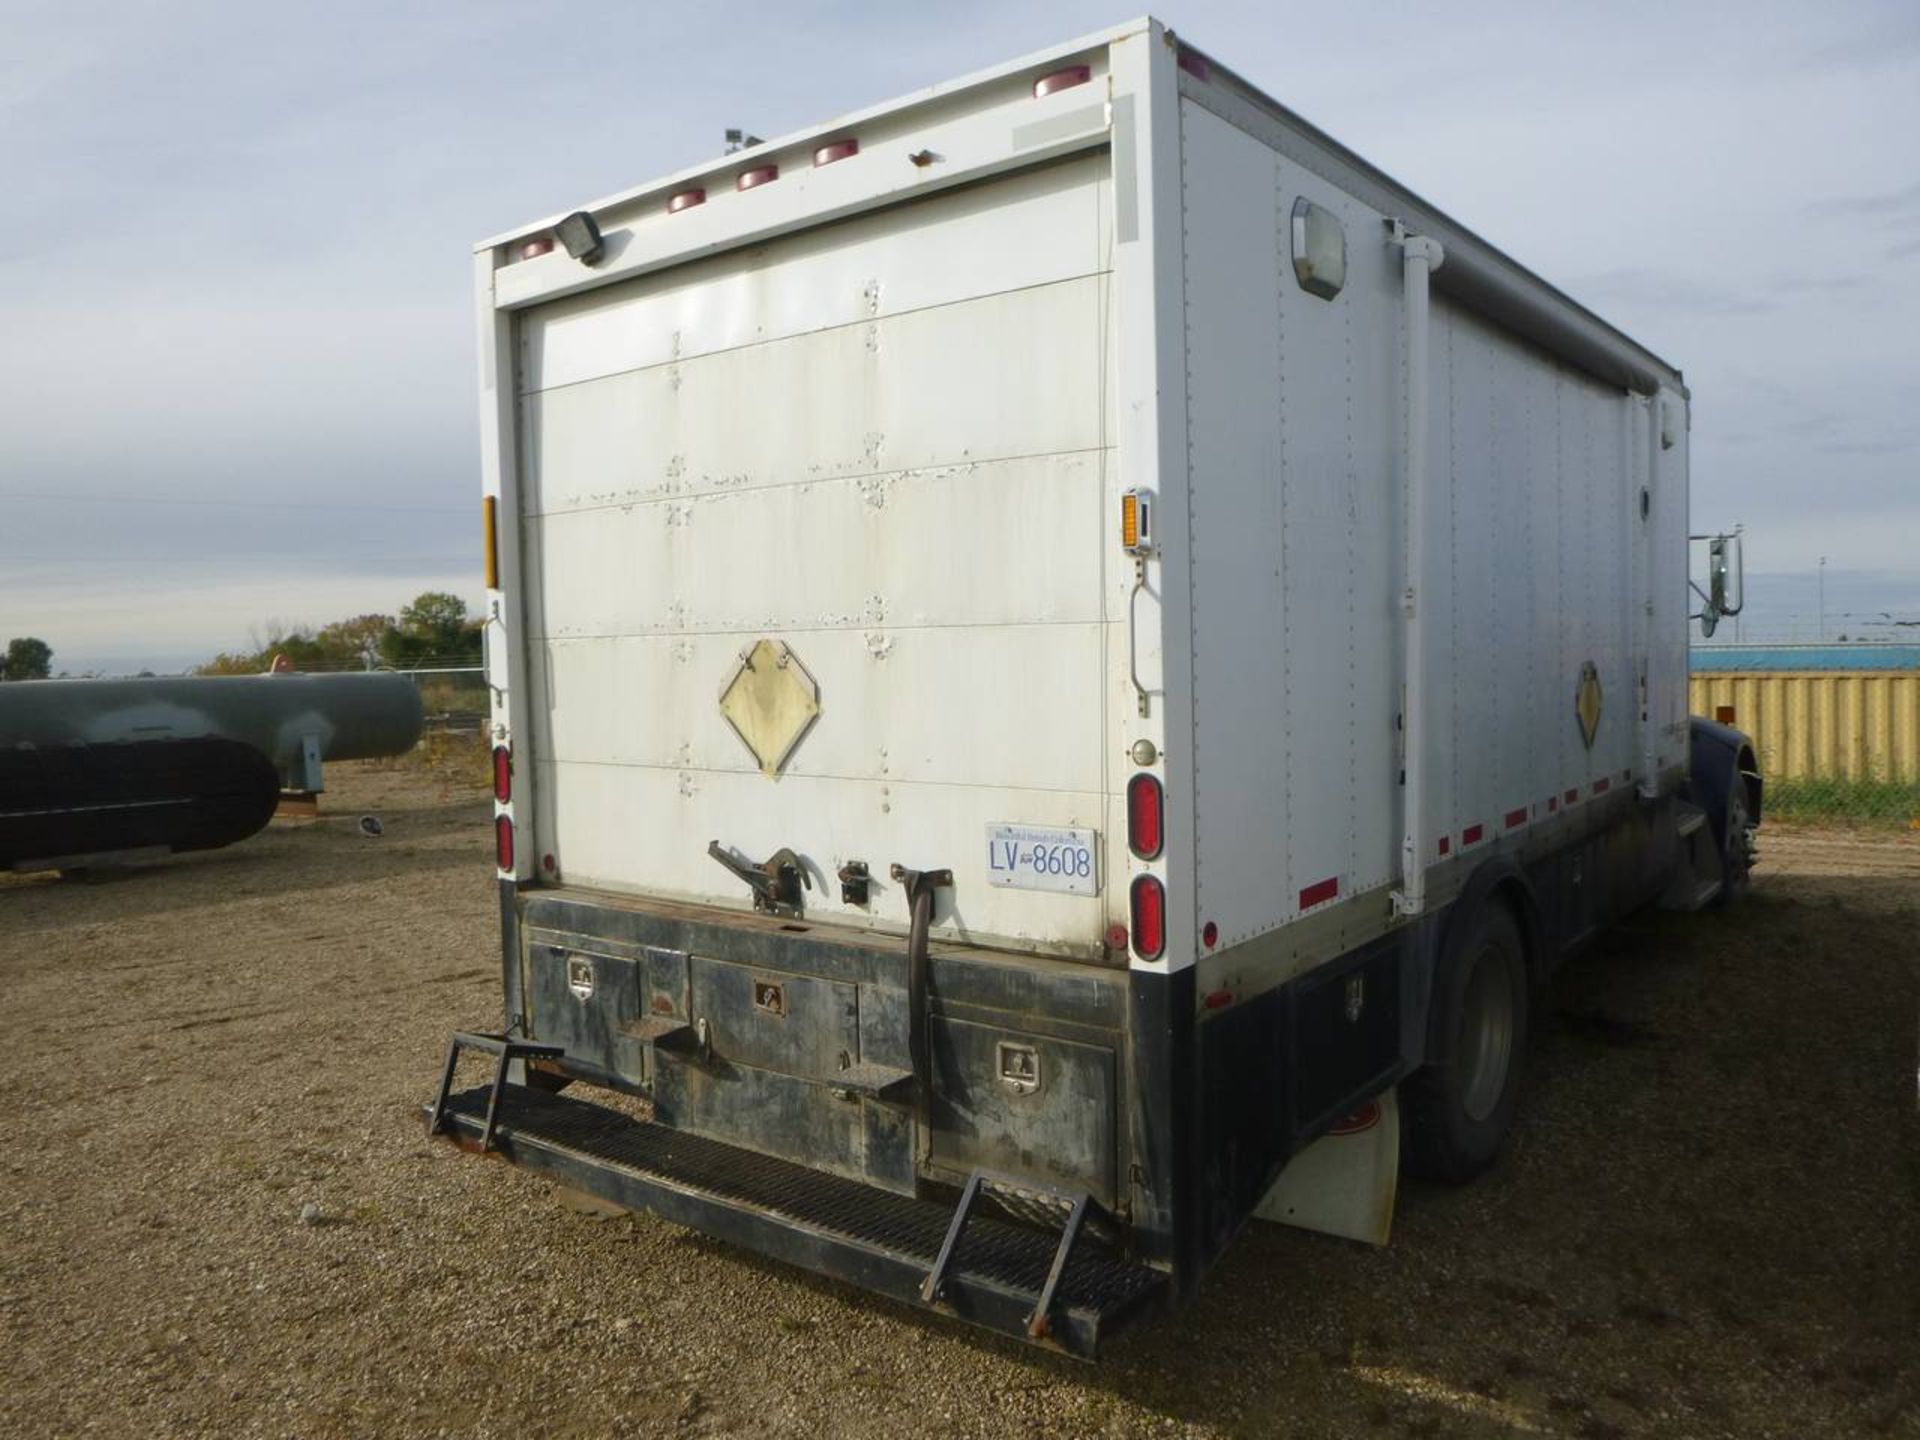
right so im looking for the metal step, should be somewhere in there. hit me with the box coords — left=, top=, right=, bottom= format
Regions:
left=1657, top=802, right=1723, bottom=911
left=921, top=1168, right=1115, bottom=1343
left=617, top=1015, right=698, bottom=1048
left=427, top=1031, right=567, bottom=1152
left=825, top=1061, right=915, bottom=1102
left=427, top=1082, right=1165, bottom=1357
left=1676, top=876, right=1723, bottom=911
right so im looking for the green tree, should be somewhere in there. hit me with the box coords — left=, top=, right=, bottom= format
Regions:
left=197, top=596, right=480, bottom=674
left=316, top=613, right=396, bottom=670
left=199, top=615, right=397, bottom=674
left=199, top=651, right=267, bottom=676
left=3, top=636, right=52, bottom=680
left=379, top=592, right=481, bottom=669
left=196, top=624, right=320, bottom=674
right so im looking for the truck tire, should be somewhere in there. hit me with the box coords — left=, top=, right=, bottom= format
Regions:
left=1404, top=900, right=1528, bottom=1182
left=1711, top=766, right=1757, bottom=907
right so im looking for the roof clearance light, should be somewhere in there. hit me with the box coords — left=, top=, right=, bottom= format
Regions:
left=1121, top=488, right=1154, bottom=555
left=668, top=187, right=706, bottom=214
left=813, top=138, right=858, bottom=167
left=736, top=164, right=779, bottom=191
left=1130, top=875, right=1166, bottom=961
left=1033, top=65, right=1091, bottom=98
left=517, top=236, right=554, bottom=262
left=1127, top=773, right=1164, bottom=860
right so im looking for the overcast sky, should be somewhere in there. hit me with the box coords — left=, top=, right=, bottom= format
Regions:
left=2, top=0, right=1916, bottom=672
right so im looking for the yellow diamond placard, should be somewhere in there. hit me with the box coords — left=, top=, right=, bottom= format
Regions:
left=719, top=639, right=820, bottom=778
left=1575, top=661, right=1603, bottom=750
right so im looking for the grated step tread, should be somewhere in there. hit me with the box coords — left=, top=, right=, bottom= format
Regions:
left=435, top=1083, right=1160, bottom=1314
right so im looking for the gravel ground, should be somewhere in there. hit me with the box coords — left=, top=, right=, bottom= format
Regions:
left=2, top=760, right=1915, bottom=1438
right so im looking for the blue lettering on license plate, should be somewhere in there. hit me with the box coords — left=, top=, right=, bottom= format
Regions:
left=984, top=823, right=1098, bottom=896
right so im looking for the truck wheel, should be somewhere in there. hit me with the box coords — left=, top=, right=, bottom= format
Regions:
left=1404, top=901, right=1528, bottom=1182
left=1712, top=769, right=1757, bottom=907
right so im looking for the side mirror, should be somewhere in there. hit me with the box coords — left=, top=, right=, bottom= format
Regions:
left=1690, top=529, right=1744, bottom=636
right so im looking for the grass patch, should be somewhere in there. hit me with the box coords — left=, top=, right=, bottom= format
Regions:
left=417, top=681, right=488, bottom=717
left=362, top=726, right=490, bottom=788
left=1763, top=776, right=1920, bottom=829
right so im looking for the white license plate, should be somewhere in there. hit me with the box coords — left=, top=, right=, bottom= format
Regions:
left=985, top=824, right=1098, bottom=895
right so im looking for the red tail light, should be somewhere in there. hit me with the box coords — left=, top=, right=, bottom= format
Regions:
left=1127, top=773, right=1164, bottom=859
left=495, top=815, right=514, bottom=872
left=1130, top=876, right=1165, bottom=960
left=492, top=745, right=511, bottom=804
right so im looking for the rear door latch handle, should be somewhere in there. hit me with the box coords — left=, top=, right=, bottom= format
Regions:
left=707, top=840, right=811, bottom=916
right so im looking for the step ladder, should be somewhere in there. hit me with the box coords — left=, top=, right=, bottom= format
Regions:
left=921, top=1169, right=1116, bottom=1343
left=426, top=1030, right=566, bottom=1153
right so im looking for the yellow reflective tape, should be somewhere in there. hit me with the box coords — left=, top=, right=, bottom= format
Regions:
left=482, top=496, right=499, bottom=590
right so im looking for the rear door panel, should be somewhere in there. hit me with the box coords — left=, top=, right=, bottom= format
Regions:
left=515, top=155, right=1117, bottom=952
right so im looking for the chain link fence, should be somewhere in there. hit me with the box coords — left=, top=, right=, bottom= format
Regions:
left=391, top=666, right=488, bottom=734
left=1759, top=772, right=1920, bottom=828
left=1691, top=661, right=1920, bottom=828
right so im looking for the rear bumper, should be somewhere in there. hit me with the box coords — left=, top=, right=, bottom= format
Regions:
left=428, top=1081, right=1167, bottom=1358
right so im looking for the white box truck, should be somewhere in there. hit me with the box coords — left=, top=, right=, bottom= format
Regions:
left=430, top=16, right=1760, bottom=1355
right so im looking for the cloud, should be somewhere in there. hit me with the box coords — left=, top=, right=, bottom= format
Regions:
left=1567, top=268, right=1776, bottom=317
left=1816, top=436, right=1918, bottom=457
left=3, top=0, right=1918, bottom=666
left=1817, top=180, right=1920, bottom=216
left=1795, top=10, right=1920, bottom=74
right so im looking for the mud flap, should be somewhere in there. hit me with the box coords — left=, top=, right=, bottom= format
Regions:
left=1253, top=1089, right=1399, bottom=1246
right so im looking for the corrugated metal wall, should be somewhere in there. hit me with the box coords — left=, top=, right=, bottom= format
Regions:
left=1689, top=671, right=1920, bottom=781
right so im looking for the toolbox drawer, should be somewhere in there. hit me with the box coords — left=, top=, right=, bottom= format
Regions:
left=529, top=944, right=648, bottom=1087
left=689, top=956, right=861, bottom=1081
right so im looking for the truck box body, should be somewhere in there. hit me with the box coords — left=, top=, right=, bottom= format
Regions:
left=442, top=17, right=1751, bottom=1355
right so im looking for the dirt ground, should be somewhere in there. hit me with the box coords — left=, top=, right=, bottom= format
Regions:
left=2, top=760, right=1915, bottom=1439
